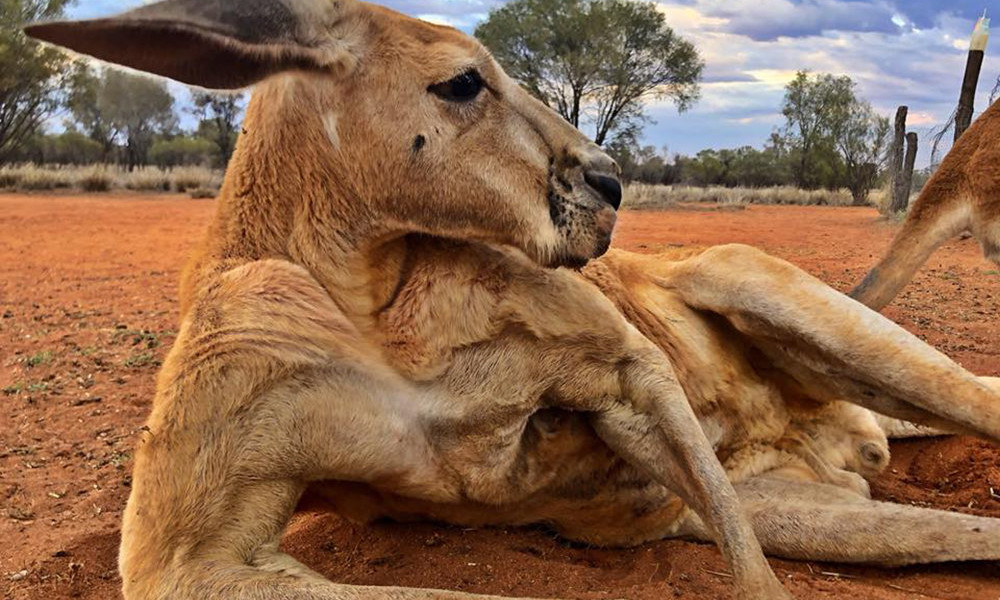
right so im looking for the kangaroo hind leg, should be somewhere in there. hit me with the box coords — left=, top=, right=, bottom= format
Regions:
left=665, top=244, right=1000, bottom=441
left=734, top=474, right=1000, bottom=566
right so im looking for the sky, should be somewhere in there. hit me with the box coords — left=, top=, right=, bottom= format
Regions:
left=65, top=0, right=998, bottom=166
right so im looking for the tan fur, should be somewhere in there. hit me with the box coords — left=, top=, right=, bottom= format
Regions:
left=25, top=3, right=1000, bottom=600
left=852, top=101, right=1000, bottom=310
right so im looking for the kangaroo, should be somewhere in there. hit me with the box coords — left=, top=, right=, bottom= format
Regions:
left=25, top=2, right=1000, bottom=600
left=852, top=100, right=1000, bottom=310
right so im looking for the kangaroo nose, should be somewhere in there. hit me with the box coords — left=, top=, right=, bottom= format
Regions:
left=584, top=170, right=623, bottom=210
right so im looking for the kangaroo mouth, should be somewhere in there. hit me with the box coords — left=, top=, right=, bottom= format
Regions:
left=546, top=181, right=616, bottom=269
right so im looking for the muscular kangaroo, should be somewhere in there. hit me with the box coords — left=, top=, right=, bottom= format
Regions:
left=26, top=2, right=1000, bottom=599
left=852, top=101, right=1000, bottom=310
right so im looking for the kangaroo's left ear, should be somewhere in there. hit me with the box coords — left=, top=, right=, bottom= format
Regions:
left=24, top=0, right=366, bottom=90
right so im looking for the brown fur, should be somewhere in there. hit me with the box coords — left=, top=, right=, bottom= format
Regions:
left=851, top=101, right=1000, bottom=310
left=25, top=2, right=1000, bottom=600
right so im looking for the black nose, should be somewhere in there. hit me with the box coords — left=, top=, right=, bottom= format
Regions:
left=584, top=171, right=622, bottom=210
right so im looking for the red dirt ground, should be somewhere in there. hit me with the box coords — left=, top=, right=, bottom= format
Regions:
left=1, top=193, right=998, bottom=600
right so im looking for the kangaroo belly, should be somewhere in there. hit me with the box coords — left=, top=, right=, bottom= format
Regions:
left=304, top=407, right=692, bottom=546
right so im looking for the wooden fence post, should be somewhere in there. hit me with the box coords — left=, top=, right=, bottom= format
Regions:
left=893, top=132, right=918, bottom=213
left=955, top=14, right=990, bottom=142
left=888, top=106, right=908, bottom=212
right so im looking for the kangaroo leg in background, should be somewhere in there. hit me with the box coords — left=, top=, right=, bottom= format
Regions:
left=727, top=474, right=1000, bottom=565
left=662, top=244, right=1000, bottom=441
left=850, top=100, right=1000, bottom=310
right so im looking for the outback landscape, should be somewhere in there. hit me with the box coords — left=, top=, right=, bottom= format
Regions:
left=3, top=0, right=1000, bottom=597
left=2, top=192, right=998, bottom=600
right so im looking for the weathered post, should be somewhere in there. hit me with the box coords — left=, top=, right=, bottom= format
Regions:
left=888, top=106, right=908, bottom=212
left=955, top=13, right=990, bottom=142
left=893, top=132, right=918, bottom=212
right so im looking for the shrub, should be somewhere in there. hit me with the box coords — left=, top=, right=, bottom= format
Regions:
left=0, top=168, right=22, bottom=189
left=40, top=132, right=104, bottom=165
left=624, top=183, right=677, bottom=209
left=188, top=187, right=216, bottom=199
left=622, top=185, right=855, bottom=209
left=149, top=136, right=219, bottom=169
left=170, top=166, right=219, bottom=192
left=122, top=167, right=172, bottom=192
left=79, top=167, right=113, bottom=192
left=15, top=166, right=73, bottom=190
left=0, top=164, right=224, bottom=194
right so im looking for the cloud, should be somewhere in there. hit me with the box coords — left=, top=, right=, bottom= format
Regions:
left=61, top=0, right=996, bottom=167
left=382, top=0, right=502, bottom=31
left=890, top=0, right=988, bottom=29
left=646, top=1, right=997, bottom=164
left=668, top=0, right=901, bottom=41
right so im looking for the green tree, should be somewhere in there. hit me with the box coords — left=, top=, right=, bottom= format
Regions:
left=67, top=67, right=177, bottom=168
left=149, top=135, right=219, bottom=168
left=0, top=0, right=72, bottom=163
left=192, top=91, right=244, bottom=167
left=726, top=146, right=784, bottom=187
left=66, top=65, right=118, bottom=160
left=779, top=72, right=890, bottom=203
left=836, top=101, right=890, bottom=206
left=780, top=71, right=854, bottom=189
left=683, top=149, right=728, bottom=186
left=39, top=130, right=103, bottom=164
left=476, top=0, right=703, bottom=145
left=103, top=69, right=176, bottom=169
left=606, top=140, right=679, bottom=183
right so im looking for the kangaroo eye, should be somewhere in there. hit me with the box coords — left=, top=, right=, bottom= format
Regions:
left=429, top=70, right=484, bottom=102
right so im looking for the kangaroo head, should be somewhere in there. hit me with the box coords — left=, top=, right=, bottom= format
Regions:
left=27, top=0, right=622, bottom=269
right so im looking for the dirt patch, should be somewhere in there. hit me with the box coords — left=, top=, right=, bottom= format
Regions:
left=2, top=195, right=998, bottom=599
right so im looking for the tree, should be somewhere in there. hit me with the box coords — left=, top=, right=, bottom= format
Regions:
left=67, top=67, right=177, bottom=168
left=779, top=71, right=889, bottom=203
left=192, top=91, right=244, bottom=167
left=476, top=0, right=703, bottom=146
left=0, top=0, right=72, bottom=164
left=66, top=65, right=118, bottom=160
left=606, top=140, right=680, bottom=183
left=106, top=70, right=176, bottom=169
left=780, top=71, right=854, bottom=189
left=40, top=131, right=103, bottom=164
left=835, top=101, right=890, bottom=206
left=149, top=135, right=219, bottom=168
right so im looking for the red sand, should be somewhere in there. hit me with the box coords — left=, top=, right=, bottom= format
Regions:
left=1, top=194, right=998, bottom=599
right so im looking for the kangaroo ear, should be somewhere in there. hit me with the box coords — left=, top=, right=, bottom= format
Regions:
left=24, top=0, right=363, bottom=89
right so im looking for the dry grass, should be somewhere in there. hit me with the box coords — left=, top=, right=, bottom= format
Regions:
left=1, top=168, right=889, bottom=210
left=624, top=184, right=856, bottom=210
left=78, top=166, right=114, bottom=192
left=121, top=167, right=173, bottom=192
left=0, top=164, right=223, bottom=195
left=187, top=187, right=217, bottom=199
left=868, top=185, right=920, bottom=216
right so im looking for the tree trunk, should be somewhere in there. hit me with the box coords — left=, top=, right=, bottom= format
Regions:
left=796, top=146, right=809, bottom=189
left=955, top=50, right=985, bottom=142
left=887, top=106, right=907, bottom=211
left=571, top=90, right=582, bottom=129
left=851, top=162, right=877, bottom=206
left=891, top=132, right=918, bottom=213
